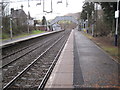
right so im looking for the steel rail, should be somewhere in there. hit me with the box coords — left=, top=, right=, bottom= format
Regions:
left=37, top=35, right=68, bottom=90
left=3, top=35, right=64, bottom=90
left=1, top=30, right=64, bottom=60
left=2, top=40, right=42, bottom=60
left=1, top=36, right=57, bottom=68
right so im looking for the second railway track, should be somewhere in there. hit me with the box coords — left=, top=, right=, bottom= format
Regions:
left=2, top=31, right=65, bottom=68
left=2, top=30, right=71, bottom=89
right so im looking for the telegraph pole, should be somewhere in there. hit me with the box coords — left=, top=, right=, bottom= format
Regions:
left=115, top=0, right=119, bottom=46
left=51, top=0, right=53, bottom=13
left=66, top=0, right=68, bottom=7
left=27, top=0, right=30, bottom=34
left=92, top=11, right=94, bottom=36
left=10, top=7, right=13, bottom=40
left=0, top=2, right=2, bottom=41
left=10, top=17, right=13, bottom=40
left=43, top=0, right=45, bottom=12
left=95, top=3, right=98, bottom=37
left=92, top=3, right=95, bottom=37
left=86, top=13, right=88, bottom=33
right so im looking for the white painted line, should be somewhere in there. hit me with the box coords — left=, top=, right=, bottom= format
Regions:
left=45, top=30, right=73, bottom=88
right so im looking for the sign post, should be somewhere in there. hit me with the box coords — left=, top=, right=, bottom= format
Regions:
left=10, top=18, right=13, bottom=40
left=115, top=0, right=119, bottom=46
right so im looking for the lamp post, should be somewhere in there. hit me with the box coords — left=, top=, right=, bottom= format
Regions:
left=43, top=0, right=45, bottom=12
left=85, top=12, right=88, bottom=33
left=0, top=3, right=2, bottom=33
left=92, top=11, right=94, bottom=37
left=66, top=0, right=68, bottom=7
left=10, top=17, right=13, bottom=40
left=115, top=0, right=119, bottom=46
left=27, top=0, right=30, bottom=34
left=86, top=19, right=88, bottom=33
left=51, top=0, right=53, bottom=13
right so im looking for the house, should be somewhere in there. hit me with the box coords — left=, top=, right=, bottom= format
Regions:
left=11, top=8, right=27, bottom=26
left=11, top=5, right=34, bottom=26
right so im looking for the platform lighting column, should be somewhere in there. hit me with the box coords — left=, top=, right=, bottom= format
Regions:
left=86, top=12, right=88, bottom=33
left=0, top=3, right=3, bottom=38
left=10, top=6, right=13, bottom=40
left=115, top=0, right=119, bottom=46
left=87, top=13, right=89, bottom=33
left=43, top=0, right=44, bottom=12
left=82, top=19, right=84, bottom=30
left=94, top=3, right=98, bottom=37
left=92, top=2, right=95, bottom=37
left=27, top=0, right=30, bottom=34
left=10, top=17, right=13, bottom=40
left=92, top=11, right=94, bottom=37
left=51, top=0, right=53, bottom=12
left=66, top=0, right=68, bottom=7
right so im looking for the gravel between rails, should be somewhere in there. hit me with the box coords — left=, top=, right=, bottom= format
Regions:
left=12, top=35, right=66, bottom=88
left=2, top=31, right=65, bottom=87
left=2, top=31, right=63, bottom=57
left=3, top=29, right=71, bottom=89
left=2, top=32, right=64, bottom=67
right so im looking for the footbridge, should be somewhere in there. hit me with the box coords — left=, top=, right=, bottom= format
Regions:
left=50, top=16, right=78, bottom=25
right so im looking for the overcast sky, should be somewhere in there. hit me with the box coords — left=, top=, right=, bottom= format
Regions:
left=9, top=0, right=84, bottom=20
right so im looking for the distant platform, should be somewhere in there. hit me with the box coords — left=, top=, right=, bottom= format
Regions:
left=1, top=30, right=64, bottom=48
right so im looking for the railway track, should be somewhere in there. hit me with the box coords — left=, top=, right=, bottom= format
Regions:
left=2, top=32, right=64, bottom=68
left=2, top=31, right=63, bottom=57
left=2, top=30, right=71, bottom=89
left=2, top=31, right=65, bottom=87
left=2, top=39, right=45, bottom=60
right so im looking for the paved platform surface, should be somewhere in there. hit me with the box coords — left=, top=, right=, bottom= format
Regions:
left=74, top=30, right=119, bottom=88
left=45, top=30, right=74, bottom=88
left=45, top=29, right=120, bottom=89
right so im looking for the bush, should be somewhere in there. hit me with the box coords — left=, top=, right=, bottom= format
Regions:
left=2, top=16, right=35, bottom=39
left=2, top=33, right=10, bottom=39
left=94, top=19, right=112, bottom=37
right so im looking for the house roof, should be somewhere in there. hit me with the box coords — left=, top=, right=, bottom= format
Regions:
left=11, top=9, right=27, bottom=19
left=11, top=9, right=33, bottom=20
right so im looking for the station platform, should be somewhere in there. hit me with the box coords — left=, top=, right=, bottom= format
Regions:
left=1, top=30, right=63, bottom=47
left=45, top=29, right=120, bottom=89
left=45, top=30, right=74, bottom=88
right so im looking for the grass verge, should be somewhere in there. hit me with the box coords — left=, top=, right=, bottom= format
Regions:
left=2, top=30, right=46, bottom=41
left=82, top=31, right=120, bottom=63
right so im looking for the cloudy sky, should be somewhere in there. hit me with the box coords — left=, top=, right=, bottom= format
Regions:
left=8, top=0, right=84, bottom=20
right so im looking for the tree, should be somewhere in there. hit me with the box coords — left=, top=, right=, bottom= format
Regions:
left=100, top=2, right=120, bottom=36
left=81, top=2, right=120, bottom=36
left=81, top=2, right=94, bottom=21
left=100, top=2, right=117, bottom=26
left=81, top=2, right=94, bottom=28
left=34, top=20, right=38, bottom=30
left=42, top=16, right=47, bottom=25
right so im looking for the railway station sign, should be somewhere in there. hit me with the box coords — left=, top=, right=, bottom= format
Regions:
left=115, top=10, right=119, bottom=18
